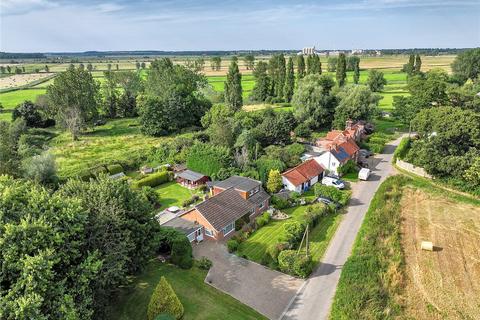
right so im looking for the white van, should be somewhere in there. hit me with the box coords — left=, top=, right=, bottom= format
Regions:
left=358, top=168, right=371, bottom=181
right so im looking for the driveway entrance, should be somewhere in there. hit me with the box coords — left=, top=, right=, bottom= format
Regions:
left=193, top=241, right=304, bottom=319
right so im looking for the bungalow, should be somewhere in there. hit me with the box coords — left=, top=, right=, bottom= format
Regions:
left=176, top=169, right=209, bottom=189
left=282, top=159, right=325, bottom=193
left=180, top=176, right=270, bottom=241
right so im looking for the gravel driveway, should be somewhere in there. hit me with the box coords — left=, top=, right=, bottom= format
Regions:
left=193, top=241, right=304, bottom=319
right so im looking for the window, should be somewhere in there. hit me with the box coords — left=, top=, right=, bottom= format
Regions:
left=205, top=229, right=214, bottom=237
left=222, top=222, right=235, bottom=236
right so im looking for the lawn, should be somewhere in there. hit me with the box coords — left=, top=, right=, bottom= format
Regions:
left=48, top=118, right=176, bottom=178
left=378, top=91, right=409, bottom=111
left=155, top=181, right=201, bottom=210
left=0, top=89, right=47, bottom=109
left=237, top=204, right=342, bottom=264
left=108, top=260, right=266, bottom=320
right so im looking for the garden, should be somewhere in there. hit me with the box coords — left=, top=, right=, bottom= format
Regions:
left=230, top=185, right=351, bottom=278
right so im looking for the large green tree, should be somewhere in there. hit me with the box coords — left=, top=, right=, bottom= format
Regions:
left=452, top=48, right=480, bottom=83
left=224, top=60, right=243, bottom=111
left=333, top=85, right=380, bottom=129
left=250, top=61, right=271, bottom=102
left=292, top=74, right=336, bottom=129
left=201, top=104, right=236, bottom=147
left=336, top=53, right=347, bottom=86
left=268, top=54, right=286, bottom=99
left=0, top=119, right=27, bottom=176
left=47, top=66, right=100, bottom=140
left=284, top=57, right=295, bottom=102
left=366, top=69, right=387, bottom=92
left=141, top=58, right=211, bottom=135
left=297, top=54, right=306, bottom=81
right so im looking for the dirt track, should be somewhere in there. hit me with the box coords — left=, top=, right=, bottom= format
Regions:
left=401, top=188, right=480, bottom=319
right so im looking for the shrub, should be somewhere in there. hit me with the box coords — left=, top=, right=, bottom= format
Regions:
left=186, top=142, right=232, bottom=177
left=294, top=123, right=312, bottom=138
left=271, top=195, right=289, bottom=209
left=393, top=137, right=411, bottom=161
left=278, top=250, right=297, bottom=274
left=147, top=276, right=184, bottom=320
left=132, top=171, right=171, bottom=188
left=170, top=235, right=193, bottom=269
left=182, top=194, right=199, bottom=207
left=140, top=186, right=161, bottom=207
left=227, top=239, right=239, bottom=253
left=90, top=165, right=108, bottom=176
left=283, top=221, right=305, bottom=246
left=293, top=255, right=313, bottom=278
left=12, top=100, right=45, bottom=128
left=255, top=212, right=271, bottom=228
left=314, top=184, right=351, bottom=206
left=338, top=159, right=357, bottom=176
left=266, top=241, right=289, bottom=265
left=107, top=163, right=124, bottom=175
left=155, top=314, right=175, bottom=320
left=197, top=257, right=212, bottom=270
left=303, top=203, right=327, bottom=227
left=21, top=152, right=57, bottom=185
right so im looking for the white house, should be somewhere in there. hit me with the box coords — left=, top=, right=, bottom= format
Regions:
left=281, top=159, right=325, bottom=193
left=314, top=151, right=343, bottom=175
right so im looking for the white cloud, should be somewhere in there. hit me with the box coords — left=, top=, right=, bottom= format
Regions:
left=1, top=0, right=58, bottom=15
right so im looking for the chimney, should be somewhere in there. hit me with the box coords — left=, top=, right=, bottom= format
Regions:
left=346, top=119, right=353, bottom=130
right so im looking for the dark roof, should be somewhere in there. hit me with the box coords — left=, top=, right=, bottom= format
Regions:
left=213, top=175, right=261, bottom=192
left=163, top=217, right=202, bottom=236
left=247, top=189, right=270, bottom=206
left=194, top=187, right=254, bottom=231
left=177, top=169, right=207, bottom=182
left=331, top=147, right=350, bottom=162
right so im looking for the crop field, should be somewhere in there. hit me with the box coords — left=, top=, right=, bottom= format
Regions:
left=0, top=73, right=53, bottom=90
left=400, top=187, right=480, bottom=319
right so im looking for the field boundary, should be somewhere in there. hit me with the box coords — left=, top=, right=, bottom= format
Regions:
left=0, top=73, right=56, bottom=93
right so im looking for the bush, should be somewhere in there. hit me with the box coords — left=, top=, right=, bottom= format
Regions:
left=283, top=221, right=305, bottom=247
left=278, top=250, right=297, bottom=274
left=186, top=142, right=232, bottom=177
left=393, top=137, right=411, bottom=161
left=314, top=184, right=351, bottom=206
left=338, top=160, right=357, bottom=176
left=294, top=123, right=312, bottom=138
left=197, top=257, right=212, bottom=270
left=293, top=255, right=313, bottom=278
left=227, top=239, right=239, bottom=253
left=12, top=100, right=46, bottom=128
left=132, top=171, right=171, bottom=188
left=303, top=203, right=327, bottom=227
left=140, top=186, right=161, bottom=207
left=155, top=314, right=175, bottom=320
left=255, top=212, right=271, bottom=228
left=21, top=152, right=57, bottom=185
left=182, top=194, right=199, bottom=207
left=90, top=165, right=108, bottom=176
left=171, top=235, right=193, bottom=269
left=147, top=276, right=184, bottom=320
left=271, top=195, right=289, bottom=209
left=107, top=163, right=124, bottom=175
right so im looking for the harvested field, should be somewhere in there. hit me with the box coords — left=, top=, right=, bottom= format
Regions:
left=0, top=73, right=54, bottom=90
left=400, top=188, right=480, bottom=319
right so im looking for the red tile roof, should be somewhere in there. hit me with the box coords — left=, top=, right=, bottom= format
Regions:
left=282, top=159, right=325, bottom=187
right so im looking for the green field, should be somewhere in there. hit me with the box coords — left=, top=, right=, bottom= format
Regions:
left=0, top=89, right=47, bottom=109
left=237, top=203, right=341, bottom=264
left=108, top=260, right=266, bottom=320
left=0, top=111, right=12, bottom=122
left=48, top=118, right=172, bottom=178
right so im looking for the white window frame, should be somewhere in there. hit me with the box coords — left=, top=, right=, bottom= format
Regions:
left=205, top=228, right=214, bottom=237
left=222, top=222, right=235, bottom=236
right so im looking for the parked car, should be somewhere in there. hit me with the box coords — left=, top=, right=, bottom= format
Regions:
left=358, top=160, right=369, bottom=168
left=316, top=197, right=341, bottom=209
left=359, top=149, right=373, bottom=158
left=325, top=173, right=340, bottom=180
left=321, top=176, right=345, bottom=190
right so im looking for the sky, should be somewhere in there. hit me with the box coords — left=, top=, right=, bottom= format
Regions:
left=1, top=0, right=479, bottom=52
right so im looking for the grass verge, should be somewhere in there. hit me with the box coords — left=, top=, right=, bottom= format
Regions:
left=330, top=175, right=408, bottom=319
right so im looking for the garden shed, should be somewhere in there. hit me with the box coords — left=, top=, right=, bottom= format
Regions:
left=176, top=170, right=209, bottom=189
